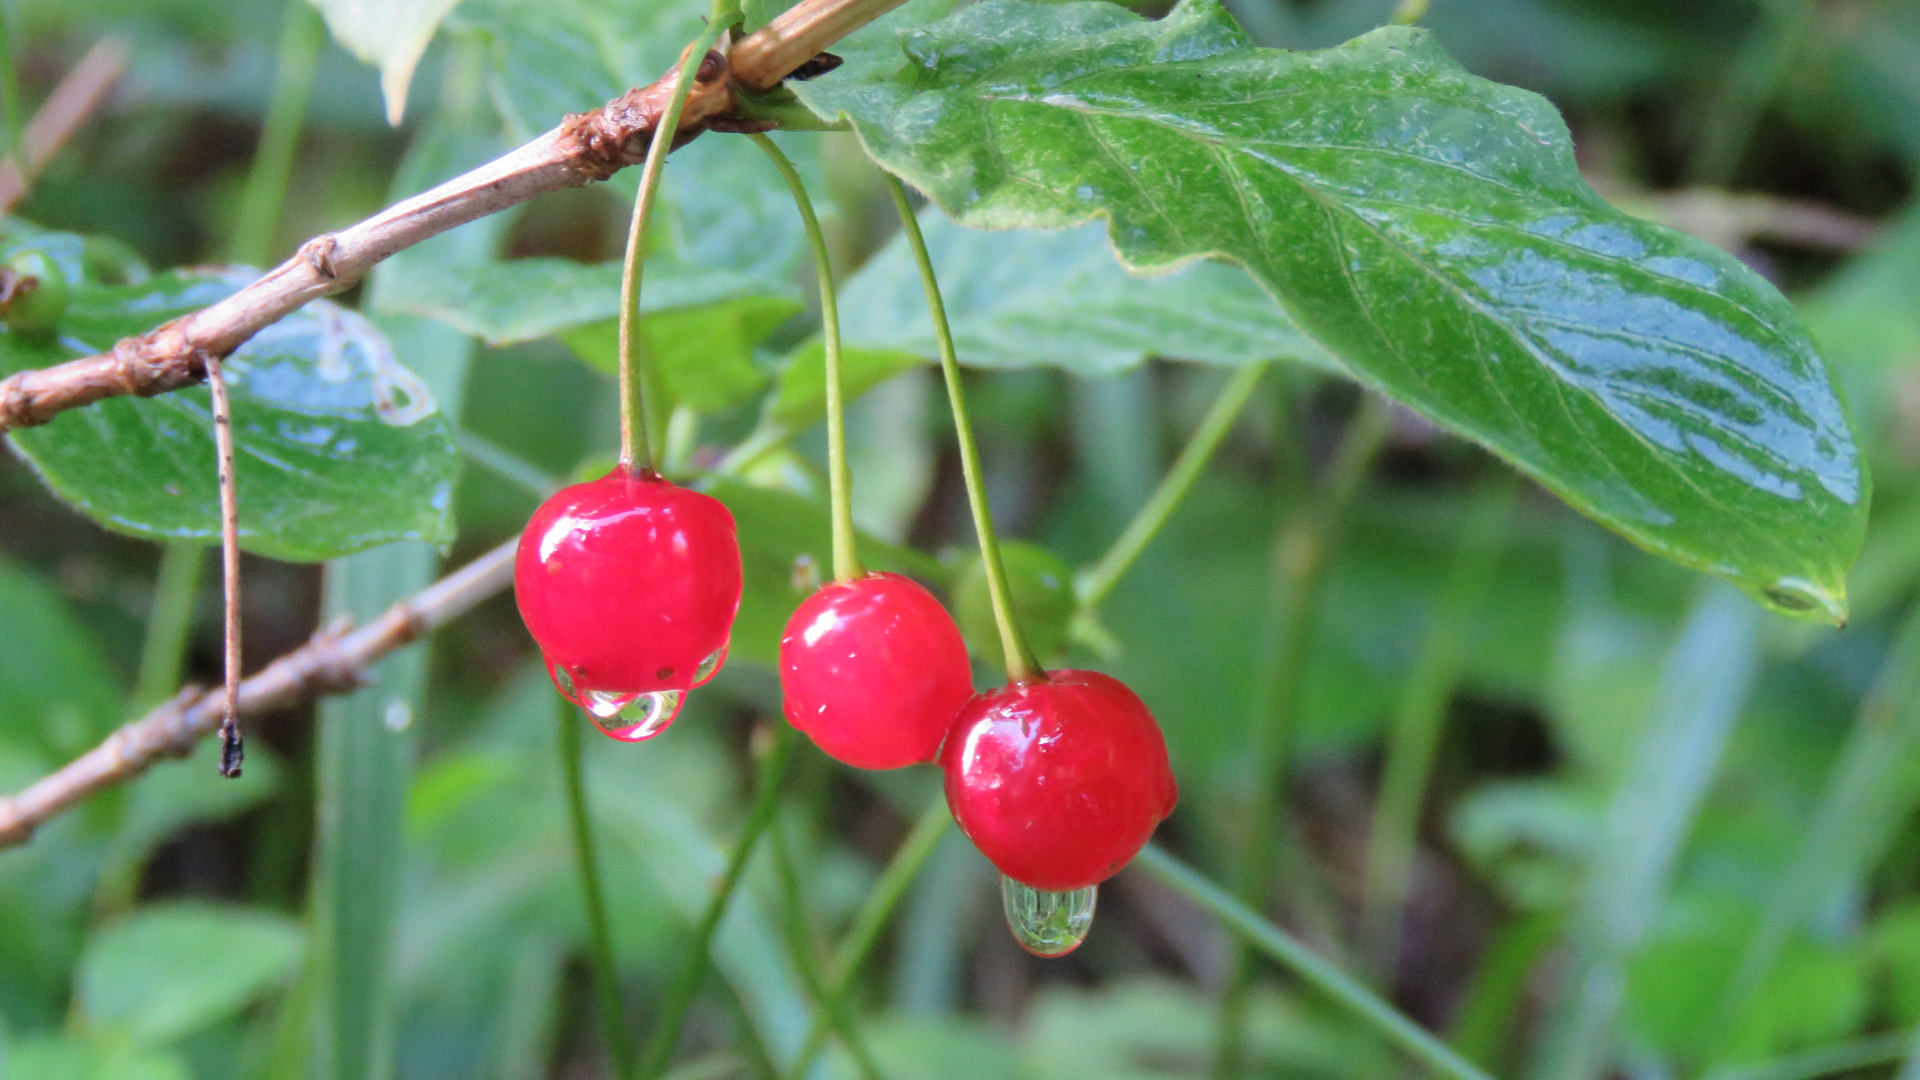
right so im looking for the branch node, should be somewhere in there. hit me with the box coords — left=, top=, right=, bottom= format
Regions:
left=300, top=235, right=341, bottom=280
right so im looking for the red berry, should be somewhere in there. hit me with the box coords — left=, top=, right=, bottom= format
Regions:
left=941, top=670, right=1177, bottom=892
left=515, top=469, right=742, bottom=739
left=780, top=573, right=974, bottom=770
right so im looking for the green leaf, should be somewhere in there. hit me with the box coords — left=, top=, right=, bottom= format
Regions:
left=1, top=271, right=461, bottom=562
left=559, top=296, right=799, bottom=414
left=838, top=209, right=1338, bottom=374
left=794, top=0, right=1868, bottom=621
left=309, top=0, right=467, bottom=124
left=78, top=902, right=304, bottom=1045
left=0, top=552, right=121, bottom=765
left=378, top=257, right=793, bottom=348
left=766, top=345, right=925, bottom=432
left=2, top=1034, right=189, bottom=1080
left=378, top=255, right=801, bottom=415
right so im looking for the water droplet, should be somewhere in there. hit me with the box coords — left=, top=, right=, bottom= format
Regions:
left=1758, top=577, right=1846, bottom=625
left=1001, top=875, right=1096, bottom=958
left=582, top=688, right=638, bottom=719
left=589, top=690, right=684, bottom=742
left=691, top=642, right=728, bottom=688
left=546, top=658, right=685, bottom=742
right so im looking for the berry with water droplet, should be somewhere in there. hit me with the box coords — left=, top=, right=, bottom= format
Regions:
left=780, top=572, right=973, bottom=769
left=941, top=669, right=1177, bottom=892
left=515, top=469, right=741, bottom=739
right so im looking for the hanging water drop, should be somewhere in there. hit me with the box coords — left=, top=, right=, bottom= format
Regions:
left=691, top=641, right=729, bottom=688
left=582, top=688, right=638, bottom=719
left=589, top=689, right=684, bottom=742
left=1000, top=875, right=1096, bottom=957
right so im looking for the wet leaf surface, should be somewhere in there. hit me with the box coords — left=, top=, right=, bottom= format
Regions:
left=2, top=271, right=460, bottom=561
left=794, top=0, right=1868, bottom=620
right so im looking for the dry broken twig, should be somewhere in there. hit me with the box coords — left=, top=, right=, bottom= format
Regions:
left=0, top=539, right=516, bottom=848
left=0, top=37, right=131, bottom=214
left=0, top=0, right=901, bottom=434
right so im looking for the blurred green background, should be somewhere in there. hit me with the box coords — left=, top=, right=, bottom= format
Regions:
left=1, top=0, right=1919, bottom=1079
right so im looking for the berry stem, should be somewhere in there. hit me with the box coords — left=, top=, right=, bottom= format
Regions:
left=616, top=14, right=742, bottom=475
left=751, top=133, right=863, bottom=583
left=768, top=817, right=885, bottom=1080
left=557, top=695, right=638, bottom=1080
left=1075, top=361, right=1267, bottom=616
left=636, top=723, right=794, bottom=1080
left=884, top=175, right=1041, bottom=681
left=781, top=794, right=950, bottom=1080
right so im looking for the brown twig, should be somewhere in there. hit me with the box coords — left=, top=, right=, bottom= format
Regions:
left=206, top=354, right=243, bottom=777
left=0, top=0, right=906, bottom=436
left=0, top=539, right=516, bottom=848
left=0, top=37, right=131, bottom=214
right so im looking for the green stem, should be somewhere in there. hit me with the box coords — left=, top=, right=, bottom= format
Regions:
left=1359, top=471, right=1516, bottom=978
left=782, top=795, right=950, bottom=1080
left=1214, top=394, right=1390, bottom=1079
left=230, top=0, right=323, bottom=266
left=133, top=541, right=205, bottom=711
left=1684, top=0, right=1813, bottom=186
left=1075, top=362, right=1266, bottom=615
left=1707, top=1028, right=1915, bottom=1080
left=457, top=429, right=562, bottom=499
left=769, top=817, right=885, bottom=1080
left=558, top=698, right=637, bottom=1080
left=0, top=0, right=22, bottom=178
left=635, top=724, right=795, bottom=1080
left=752, top=133, right=862, bottom=582
left=1138, top=845, right=1496, bottom=1080
left=884, top=175, right=1040, bottom=681
left=616, top=15, right=741, bottom=474
left=1449, top=912, right=1559, bottom=1073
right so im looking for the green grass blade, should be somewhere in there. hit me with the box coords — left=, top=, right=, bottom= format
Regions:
left=1530, top=584, right=1762, bottom=1080
left=1134, top=844, right=1495, bottom=1080
left=1704, top=1028, right=1913, bottom=1080
left=1705, top=606, right=1920, bottom=1056
left=310, top=539, right=438, bottom=1080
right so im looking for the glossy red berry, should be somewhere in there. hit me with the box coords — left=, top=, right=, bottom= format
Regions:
left=940, top=669, right=1178, bottom=892
left=780, top=572, right=974, bottom=770
left=515, top=469, right=742, bottom=739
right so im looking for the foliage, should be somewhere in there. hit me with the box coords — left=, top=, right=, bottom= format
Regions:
left=0, top=0, right=1918, bottom=1079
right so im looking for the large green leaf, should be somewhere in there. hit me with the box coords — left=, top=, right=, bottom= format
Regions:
left=78, top=902, right=304, bottom=1046
left=2, top=271, right=460, bottom=562
left=837, top=209, right=1337, bottom=374
left=792, top=0, right=1868, bottom=621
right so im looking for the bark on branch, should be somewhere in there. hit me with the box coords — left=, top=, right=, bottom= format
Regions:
left=0, top=539, right=516, bottom=849
left=0, top=0, right=904, bottom=434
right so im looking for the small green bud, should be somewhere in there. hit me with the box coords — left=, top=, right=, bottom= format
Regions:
left=2, top=249, right=69, bottom=336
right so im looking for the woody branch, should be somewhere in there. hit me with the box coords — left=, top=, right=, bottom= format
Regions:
left=0, top=0, right=899, bottom=434
left=0, top=539, right=517, bottom=848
